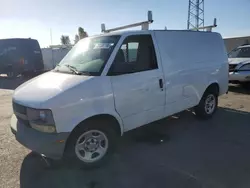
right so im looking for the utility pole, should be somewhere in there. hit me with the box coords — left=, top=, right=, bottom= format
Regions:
left=187, top=0, right=204, bottom=30
left=50, top=29, right=55, bottom=68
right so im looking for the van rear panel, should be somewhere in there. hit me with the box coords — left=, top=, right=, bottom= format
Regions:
left=0, top=38, right=44, bottom=74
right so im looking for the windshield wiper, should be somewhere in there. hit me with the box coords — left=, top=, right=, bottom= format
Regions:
left=56, top=64, right=91, bottom=75
left=64, top=64, right=82, bottom=75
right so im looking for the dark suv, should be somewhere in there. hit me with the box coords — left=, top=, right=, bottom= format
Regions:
left=0, top=38, right=44, bottom=78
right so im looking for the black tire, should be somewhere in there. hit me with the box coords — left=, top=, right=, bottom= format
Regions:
left=64, top=119, right=118, bottom=169
left=194, top=90, right=218, bottom=119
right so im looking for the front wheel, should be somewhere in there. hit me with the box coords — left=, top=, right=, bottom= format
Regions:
left=64, top=121, right=117, bottom=169
left=194, top=91, right=218, bottom=119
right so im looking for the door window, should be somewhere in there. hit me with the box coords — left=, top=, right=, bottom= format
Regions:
left=109, top=35, right=158, bottom=75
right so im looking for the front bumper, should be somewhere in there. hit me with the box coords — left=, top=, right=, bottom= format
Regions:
left=10, top=114, right=70, bottom=159
left=229, top=71, right=250, bottom=82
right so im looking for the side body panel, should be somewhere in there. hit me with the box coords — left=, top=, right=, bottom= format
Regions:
left=109, top=70, right=165, bottom=131
left=153, top=31, right=228, bottom=116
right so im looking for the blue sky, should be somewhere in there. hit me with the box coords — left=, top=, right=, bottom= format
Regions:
left=1, top=0, right=250, bottom=47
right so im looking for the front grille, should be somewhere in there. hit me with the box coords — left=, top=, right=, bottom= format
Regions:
left=17, top=117, right=30, bottom=126
left=12, top=102, right=30, bottom=126
left=12, top=102, right=26, bottom=115
left=229, top=64, right=237, bottom=72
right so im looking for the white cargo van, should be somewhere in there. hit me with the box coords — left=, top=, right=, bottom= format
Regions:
left=10, top=29, right=228, bottom=167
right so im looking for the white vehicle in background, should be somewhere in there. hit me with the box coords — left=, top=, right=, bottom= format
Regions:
left=228, top=45, right=250, bottom=87
left=10, top=12, right=228, bottom=168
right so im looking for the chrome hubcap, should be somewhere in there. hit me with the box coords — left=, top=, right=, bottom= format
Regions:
left=205, top=94, right=216, bottom=114
left=75, top=130, right=108, bottom=163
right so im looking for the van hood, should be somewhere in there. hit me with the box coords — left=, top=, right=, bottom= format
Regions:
left=228, top=58, right=250, bottom=65
left=13, top=71, right=92, bottom=108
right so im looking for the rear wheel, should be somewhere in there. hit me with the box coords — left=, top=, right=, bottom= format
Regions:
left=64, top=120, right=118, bottom=169
left=194, top=90, right=218, bottom=119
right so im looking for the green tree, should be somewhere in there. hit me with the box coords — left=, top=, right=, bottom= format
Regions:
left=60, top=35, right=71, bottom=45
left=74, top=34, right=80, bottom=44
left=78, top=27, right=88, bottom=39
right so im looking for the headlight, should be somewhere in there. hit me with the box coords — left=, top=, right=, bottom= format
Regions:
left=238, top=63, right=250, bottom=71
left=26, top=108, right=56, bottom=133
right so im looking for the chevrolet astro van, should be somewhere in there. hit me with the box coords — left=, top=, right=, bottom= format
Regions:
left=11, top=30, right=228, bottom=167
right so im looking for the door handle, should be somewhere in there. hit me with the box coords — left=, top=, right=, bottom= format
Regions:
left=159, top=79, right=163, bottom=90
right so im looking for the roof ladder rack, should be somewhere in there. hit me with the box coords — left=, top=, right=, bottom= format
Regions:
left=191, top=18, right=217, bottom=32
left=101, top=11, right=153, bottom=33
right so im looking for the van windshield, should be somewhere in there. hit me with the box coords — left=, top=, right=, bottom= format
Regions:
left=228, top=47, right=250, bottom=58
left=56, top=35, right=120, bottom=76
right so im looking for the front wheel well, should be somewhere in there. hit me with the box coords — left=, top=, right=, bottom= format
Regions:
left=69, top=114, right=121, bottom=138
left=204, top=83, right=220, bottom=96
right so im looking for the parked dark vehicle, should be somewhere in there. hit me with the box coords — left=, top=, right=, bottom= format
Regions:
left=0, top=38, right=44, bottom=78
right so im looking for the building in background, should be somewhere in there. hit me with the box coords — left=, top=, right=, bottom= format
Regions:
left=41, top=45, right=72, bottom=71
left=224, top=36, right=250, bottom=53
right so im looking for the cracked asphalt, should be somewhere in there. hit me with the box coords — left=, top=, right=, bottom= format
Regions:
left=0, top=77, right=250, bottom=188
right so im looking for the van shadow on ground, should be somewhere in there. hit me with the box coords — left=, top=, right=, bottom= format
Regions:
left=20, top=107, right=250, bottom=188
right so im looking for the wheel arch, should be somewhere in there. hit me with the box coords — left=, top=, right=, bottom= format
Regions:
left=204, top=82, right=220, bottom=96
left=194, top=82, right=219, bottom=118
left=68, top=113, right=123, bottom=138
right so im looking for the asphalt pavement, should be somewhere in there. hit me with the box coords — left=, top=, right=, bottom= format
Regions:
left=0, top=77, right=250, bottom=188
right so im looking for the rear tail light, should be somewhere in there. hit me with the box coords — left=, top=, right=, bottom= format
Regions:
left=20, top=58, right=24, bottom=65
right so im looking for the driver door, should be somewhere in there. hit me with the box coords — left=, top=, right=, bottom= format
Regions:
left=108, top=34, right=166, bottom=131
